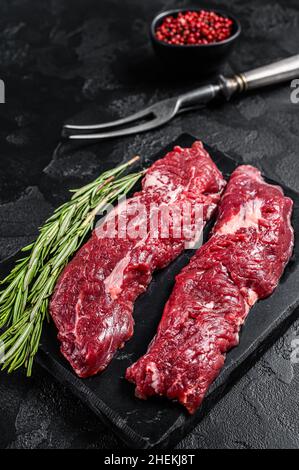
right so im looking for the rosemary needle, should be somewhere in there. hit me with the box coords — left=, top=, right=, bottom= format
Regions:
left=0, top=157, right=143, bottom=376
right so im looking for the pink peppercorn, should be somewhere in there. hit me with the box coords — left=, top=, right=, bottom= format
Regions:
left=155, top=10, right=233, bottom=46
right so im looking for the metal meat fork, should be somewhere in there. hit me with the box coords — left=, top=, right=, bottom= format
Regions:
left=64, top=54, right=299, bottom=140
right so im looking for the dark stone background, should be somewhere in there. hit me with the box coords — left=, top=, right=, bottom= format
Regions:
left=0, top=0, right=299, bottom=449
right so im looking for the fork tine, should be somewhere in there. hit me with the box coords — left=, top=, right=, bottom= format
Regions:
left=64, top=105, right=156, bottom=131
left=67, top=115, right=169, bottom=140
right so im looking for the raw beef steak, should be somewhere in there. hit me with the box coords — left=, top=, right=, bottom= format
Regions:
left=126, top=165, right=294, bottom=414
left=50, top=141, right=226, bottom=377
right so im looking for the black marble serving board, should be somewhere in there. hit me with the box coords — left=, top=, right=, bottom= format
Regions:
left=1, top=133, right=299, bottom=449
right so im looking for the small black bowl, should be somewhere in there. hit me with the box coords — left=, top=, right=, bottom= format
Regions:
left=150, top=7, right=241, bottom=76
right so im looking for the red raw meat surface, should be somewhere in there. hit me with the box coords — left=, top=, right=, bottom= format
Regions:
left=126, top=165, right=294, bottom=414
left=50, top=141, right=226, bottom=377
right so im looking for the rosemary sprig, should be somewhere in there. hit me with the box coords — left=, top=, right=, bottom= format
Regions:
left=0, top=156, right=143, bottom=375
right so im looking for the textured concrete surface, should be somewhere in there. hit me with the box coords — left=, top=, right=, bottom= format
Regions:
left=0, top=0, right=299, bottom=449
